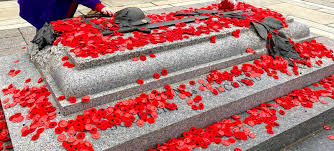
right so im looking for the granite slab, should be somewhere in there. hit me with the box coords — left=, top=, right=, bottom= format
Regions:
left=1, top=36, right=334, bottom=151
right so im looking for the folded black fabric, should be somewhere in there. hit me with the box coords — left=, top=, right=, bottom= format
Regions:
left=31, top=23, right=57, bottom=50
left=251, top=17, right=304, bottom=65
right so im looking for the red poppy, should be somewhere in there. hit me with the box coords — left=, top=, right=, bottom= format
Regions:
left=149, top=53, right=156, bottom=58
left=210, top=35, right=216, bottom=43
left=37, top=77, right=43, bottom=83
left=161, top=69, right=168, bottom=76
left=189, top=80, right=196, bottom=85
left=139, top=55, right=147, bottom=61
left=57, top=96, right=66, bottom=101
left=81, top=96, right=90, bottom=103
left=137, top=79, right=144, bottom=85
left=153, top=73, right=160, bottom=79
left=68, top=96, right=77, bottom=103
left=61, top=56, right=69, bottom=61
left=25, top=78, right=31, bottom=83
left=76, top=132, right=85, bottom=139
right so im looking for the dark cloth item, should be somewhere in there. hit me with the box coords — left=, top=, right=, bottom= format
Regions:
left=32, top=23, right=58, bottom=50
left=18, top=0, right=101, bottom=29
left=251, top=17, right=303, bottom=65
left=114, top=7, right=151, bottom=27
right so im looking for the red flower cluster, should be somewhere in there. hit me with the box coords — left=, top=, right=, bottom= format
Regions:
left=218, top=0, right=236, bottom=10
left=49, top=2, right=288, bottom=61
left=55, top=86, right=177, bottom=150
left=0, top=109, right=12, bottom=150
left=2, top=84, right=57, bottom=141
left=232, top=29, right=241, bottom=38
left=149, top=118, right=253, bottom=150
left=7, top=69, right=21, bottom=77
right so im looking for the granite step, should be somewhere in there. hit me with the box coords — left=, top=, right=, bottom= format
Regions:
left=284, top=121, right=334, bottom=151
left=195, top=84, right=334, bottom=151
left=1, top=36, right=333, bottom=151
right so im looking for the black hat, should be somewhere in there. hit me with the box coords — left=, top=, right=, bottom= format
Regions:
left=115, top=7, right=151, bottom=26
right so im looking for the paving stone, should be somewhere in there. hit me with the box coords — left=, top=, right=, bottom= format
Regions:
left=0, top=1, right=19, bottom=9
left=0, top=7, right=20, bottom=21
left=268, top=3, right=334, bottom=24
left=278, top=0, right=322, bottom=9
left=152, top=0, right=195, bottom=6
left=174, top=2, right=214, bottom=9
left=103, top=0, right=157, bottom=7
left=293, top=17, right=334, bottom=34
left=0, top=46, right=26, bottom=57
left=141, top=5, right=175, bottom=11
left=171, top=0, right=213, bottom=7
left=241, top=0, right=284, bottom=7
left=0, top=18, right=27, bottom=26
left=303, top=0, right=334, bottom=8
left=19, top=26, right=36, bottom=44
left=0, top=23, right=31, bottom=31
left=310, top=28, right=334, bottom=40
left=0, top=36, right=26, bottom=50
left=318, top=8, right=334, bottom=15
left=144, top=5, right=185, bottom=14
left=0, top=28, right=21, bottom=39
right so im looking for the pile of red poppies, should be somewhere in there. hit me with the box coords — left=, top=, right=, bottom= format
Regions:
left=50, top=2, right=286, bottom=61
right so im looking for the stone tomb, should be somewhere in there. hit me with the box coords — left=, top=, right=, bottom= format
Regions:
left=29, top=16, right=313, bottom=115
left=1, top=11, right=334, bottom=150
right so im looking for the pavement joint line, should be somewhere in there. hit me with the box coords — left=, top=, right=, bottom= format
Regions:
left=292, top=0, right=334, bottom=11
left=293, top=17, right=334, bottom=35
left=18, top=28, right=28, bottom=45
left=150, top=2, right=158, bottom=6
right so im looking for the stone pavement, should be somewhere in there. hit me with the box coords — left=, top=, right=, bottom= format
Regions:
left=1, top=0, right=334, bottom=56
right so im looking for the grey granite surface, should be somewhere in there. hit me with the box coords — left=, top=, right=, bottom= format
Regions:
left=1, top=36, right=334, bottom=151
left=287, top=122, right=334, bottom=151
left=28, top=18, right=314, bottom=115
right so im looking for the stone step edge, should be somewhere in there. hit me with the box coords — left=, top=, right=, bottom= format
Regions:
left=55, top=34, right=316, bottom=116
left=194, top=87, right=334, bottom=151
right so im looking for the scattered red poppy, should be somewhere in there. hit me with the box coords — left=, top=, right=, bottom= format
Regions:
left=324, top=125, right=331, bottom=130
left=232, top=82, right=240, bottom=88
left=153, top=73, right=160, bottom=79
left=81, top=96, right=90, bottom=103
left=37, top=77, right=43, bottom=83
left=25, top=78, right=31, bottom=83
left=246, top=48, right=256, bottom=54
left=57, top=96, right=66, bottom=101
left=61, top=56, right=69, bottom=61
left=68, top=96, right=77, bottom=103
left=13, top=59, right=20, bottom=63
left=161, top=69, right=168, bottom=76
left=149, top=53, right=156, bottom=58
left=210, top=35, right=216, bottom=43
left=132, top=57, right=139, bottom=61
left=189, top=80, right=196, bottom=85
left=137, top=79, right=144, bottom=85
left=232, top=29, right=241, bottom=38
left=139, top=55, right=147, bottom=61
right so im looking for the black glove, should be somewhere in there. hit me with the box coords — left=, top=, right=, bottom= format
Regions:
left=31, top=23, right=57, bottom=50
